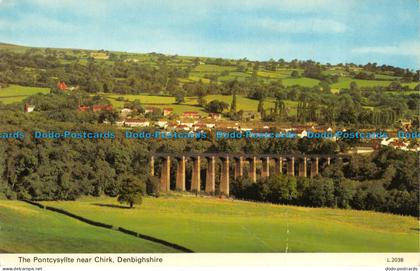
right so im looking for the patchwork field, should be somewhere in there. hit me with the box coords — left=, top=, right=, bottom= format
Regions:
left=0, top=84, right=50, bottom=104
left=331, top=77, right=417, bottom=89
left=0, top=201, right=178, bottom=253
left=31, top=195, right=419, bottom=253
left=102, top=93, right=299, bottom=116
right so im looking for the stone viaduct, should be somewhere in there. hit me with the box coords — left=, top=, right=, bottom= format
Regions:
left=150, top=153, right=346, bottom=196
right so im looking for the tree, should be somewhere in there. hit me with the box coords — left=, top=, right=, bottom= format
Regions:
left=319, top=81, right=331, bottom=93
left=175, top=92, right=185, bottom=104
left=291, top=70, right=299, bottom=78
left=206, top=100, right=229, bottom=113
left=198, top=96, right=207, bottom=107
left=117, top=175, right=144, bottom=208
left=257, top=97, right=264, bottom=116
left=230, top=90, right=237, bottom=112
left=98, top=110, right=119, bottom=124
left=349, top=81, right=358, bottom=91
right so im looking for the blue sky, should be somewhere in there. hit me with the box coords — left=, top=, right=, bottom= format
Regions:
left=0, top=0, right=419, bottom=69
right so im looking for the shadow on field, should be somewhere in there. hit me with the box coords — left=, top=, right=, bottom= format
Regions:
left=92, top=203, right=131, bottom=209
left=410, top=228, right=420, bottom=232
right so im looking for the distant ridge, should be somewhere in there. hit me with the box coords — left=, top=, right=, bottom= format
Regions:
left=0, top=42, right=24, bottom=48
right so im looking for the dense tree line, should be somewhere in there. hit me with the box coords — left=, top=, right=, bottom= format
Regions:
left=231, top=148, right=419, bottom=217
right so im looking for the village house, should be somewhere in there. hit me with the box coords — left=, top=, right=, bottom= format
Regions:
left=166, top=121, right=179, bottom=131
left=78, top=105, right=113, bottom=112
left=178, top=119, right=197, bottom=128
left=192, top=123, right=208, bottom=132
left=296, top=129, right=308, bottom=138
left=78, top=105, right=90, bottom=112
left=176, top=124, right=190, bottom=131
left=57, top=81, right=68, bottom=91
left=163, top=108, right=173, bottom=116
left=92, top=105, right=113, bottom=112
left=208, top=112, right=222, bottom=120
left=239, top=127, right=252, bottom=132
left=145, top=107, right=160, bottom=114
left=120, top=108, right=133, bottom=115
left=156, top=120, right=168, bottom=129
left=124, top=119, right=150, bottom=128
left=115, top=118, right=125, bottom=127
left=196, top=119, right=216, bottom=129
left=347, top=146, right=375, bottom=154
left=205, top=123, right=216, bottom=129
left=182, top=111, right=200, bottom=119
left=24, top=103, right=35, bottom=113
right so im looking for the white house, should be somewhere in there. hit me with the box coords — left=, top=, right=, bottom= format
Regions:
left=24, top=103, right=35, bottom=113
left=156, top=120, right=168, bottom=128
left=121, top=108, right=133, bottom=114
left=124, top=119, right=150, bottom=128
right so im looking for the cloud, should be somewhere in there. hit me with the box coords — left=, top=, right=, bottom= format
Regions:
left=352, top=42, right=420, bottom=57
left=0, top=14, right=79, bottom=33
left=255, top=18, right=348, bottom=34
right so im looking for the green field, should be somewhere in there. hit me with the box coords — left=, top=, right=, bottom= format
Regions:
left=331, top=77, right=417, bottom=89
left=34, top=195, right=420, bottom=253
left=102, top=93, right=299, bottom=116
left=0, top=84, right=50, bottom=104
left=104, top=94, right=208, bottom=115
left=283, top=77, right=320, bottom=87
left=0, top=201, right=178, bottom=253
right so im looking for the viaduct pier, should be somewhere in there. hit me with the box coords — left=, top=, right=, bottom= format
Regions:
left=150, top=153, right=346, bottom=196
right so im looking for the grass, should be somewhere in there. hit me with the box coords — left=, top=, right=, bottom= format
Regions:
left=103, top=94, right=208, bottom=115
left=0, top=84, right=50, bottom=104
left=104, top=94, right=175, bottom=104
left=202, top=94, right=276, bottom=111
left=40, top=195, right=419, bottom=253
left=0, top=200, right=178, bottom=253
left=201, top=95, right=298, bottom=115
left=283, top=77, right=320, bottom=87
left=101, top=93, right=299, bottom=116
left=331, top=77, right=417, bottom=89
left=193, top=64, right=237, bottom=73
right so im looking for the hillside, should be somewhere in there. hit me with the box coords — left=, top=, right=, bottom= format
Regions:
left=0, top=200, right=178, bottom=253
left=0, top=42, right=418, bottom=127
left=36, top=195, right=419, bottom=253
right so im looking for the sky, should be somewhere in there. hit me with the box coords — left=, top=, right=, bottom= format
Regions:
left=0, top=0, right=419, bottom=69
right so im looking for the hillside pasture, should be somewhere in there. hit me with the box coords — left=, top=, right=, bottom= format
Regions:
left=40, top=196, right=420, bottom=253
left=0, top=84, right=50, bottom=104
left=0, top=201, right=178, bottom=253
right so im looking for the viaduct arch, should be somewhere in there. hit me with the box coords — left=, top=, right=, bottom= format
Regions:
left=150, top=153, right=347, bottom=196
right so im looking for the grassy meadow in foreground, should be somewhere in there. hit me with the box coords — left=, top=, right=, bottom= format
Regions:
left=0, top=200, right=178, bottom=253
left=41, top=195, right=419, bottom=253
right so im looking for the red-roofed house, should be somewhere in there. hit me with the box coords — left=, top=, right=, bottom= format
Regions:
left=182, top=112, right=200, bottom=119
left=163, top=108, right=173, bottom=116
left=57, top=81, right=68, bottom=91
left=78, top=105, right=113, bottom=112
left=92, top=105, right=113, bottom=112
left=78, top=106, right=90, bottom=112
